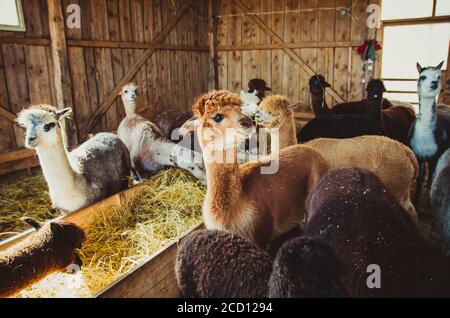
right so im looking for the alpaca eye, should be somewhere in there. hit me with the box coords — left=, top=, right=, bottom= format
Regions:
left=212, top=114, right=224, bottom=123
left=420, top=76, right=426, bottom=81
left=44, top=123, right=56, bottom=132
left=125, top=90, right=128, bottom=94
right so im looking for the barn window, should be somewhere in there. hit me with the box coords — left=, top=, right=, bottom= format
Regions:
left=380, top=0, right=450, bottom=106
left=0, top=0, right=25, bottom=32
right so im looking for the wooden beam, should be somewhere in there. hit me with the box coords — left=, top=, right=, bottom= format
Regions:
left=81, top=0, right=196, bottom=140
left=0, top=105, right=17, bottom=122
left=218, top=41, right=362, bottom=51
left=66, top=40, right=208, bottom=51
left=382, top=15, right=450, bottom=26
left=0, top=156, right=40, bottom=176
left=47, top=0, right=78, bottom=148
left=0, top=148, right=35, bottom=164
left=207, top=0, right=219, bottom=90
left=0, top=37, right=51, bottom=46
left=233, top=0, right=345, bottom=104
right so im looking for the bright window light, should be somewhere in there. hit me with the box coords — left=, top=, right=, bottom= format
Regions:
left=382, top=23, right=450, bottom=104
left=0, top=0, right=25, bottom=32
left=381, top=0, right=433, bottom=20
left=436, top=0, right=450, bottom=16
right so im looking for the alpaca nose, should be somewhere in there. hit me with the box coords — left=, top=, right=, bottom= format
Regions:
left=431, top=81, right=439, bottom=89
left=239, top=117, right=253, bottom=129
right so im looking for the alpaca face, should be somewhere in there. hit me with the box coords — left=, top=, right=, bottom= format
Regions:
left=120, top=83, right=138, bottom=104
left=366, top=80, right=386, bottom=100
left=256, top=95, right=291, bottom=129
left=309, top=75, right=331, bottom=95
left=240, top=90, right=261, bottom=118
left=17, top=108, right=62, bottom=149
left=198, top=106, right=254, bottom=150
left=417, top=62, right=444, bottom=98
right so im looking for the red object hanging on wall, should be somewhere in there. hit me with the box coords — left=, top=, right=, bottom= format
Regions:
left=357, top=40, right=382, bottom=61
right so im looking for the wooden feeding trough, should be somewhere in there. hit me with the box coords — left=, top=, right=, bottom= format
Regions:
left=0, top=181, right=204, bottom=298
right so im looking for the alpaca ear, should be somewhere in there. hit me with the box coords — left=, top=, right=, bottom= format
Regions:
left=417, top=63, right=423, bottom=73
left=436, top=61, right=445, bottom=70
left=56, top=108, right=73, bottom=121
left=324, top=81, right=331, bottom=88
left=180, top=117, right=199, bottom=135
left=50, top=222, right=64, bottom=234
left=21, top=217, right=44, bottom=231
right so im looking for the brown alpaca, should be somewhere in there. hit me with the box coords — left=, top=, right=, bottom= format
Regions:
left=0, top=218, right=85, bottom=298
left=255, top=95, right=298, bottom=150
left=193, top=91, right=330, bottom=249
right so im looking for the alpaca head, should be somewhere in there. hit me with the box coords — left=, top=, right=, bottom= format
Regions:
left=192, top=90, right=254, bottom=151
left=273, top=233, right=347, bottom=298
left=366, top=79, right=386, bottom=101
left=417, top=61, right=444, bottom=98
left=120, top=83, right=138, bottom=104
left=17, top=105, right=72, bottom=149
left=255, top=95, right=294, bottom=129
left=309, top=75, right=331, bottom=95
left=22, top=217, right=86, bottom=267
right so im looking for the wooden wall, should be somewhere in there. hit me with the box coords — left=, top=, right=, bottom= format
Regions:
left=215, top=0, right=380, bottom=110
left=0, top=0, right=209, bottom=153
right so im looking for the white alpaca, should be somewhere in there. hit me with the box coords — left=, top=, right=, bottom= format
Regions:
left=240, top=90, right=260, bottom=118
left=117, top=83, right=206, bottom=182
left=17, top=105, right=131, bottom=213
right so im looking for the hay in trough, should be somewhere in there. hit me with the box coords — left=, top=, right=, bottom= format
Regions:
left=14, top=168, right=205, bottom=297
left=0, top=174, right=57, bottom=240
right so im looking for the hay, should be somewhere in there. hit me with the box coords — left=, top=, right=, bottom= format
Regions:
left=0, top=174, right=57, bottom=239
left=13, top=168, right=205, bottom=297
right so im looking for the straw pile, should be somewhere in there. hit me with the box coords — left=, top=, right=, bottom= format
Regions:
left=12, top=168, right=205, bottom=298
left=0, top=174, right=57, bottom=240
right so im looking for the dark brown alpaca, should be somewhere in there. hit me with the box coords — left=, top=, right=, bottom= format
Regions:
left=0, top=218, right=85, bottom=298
left=304, top=168, right=450, bottom=298
left=154, top=109, right=193, bottom=140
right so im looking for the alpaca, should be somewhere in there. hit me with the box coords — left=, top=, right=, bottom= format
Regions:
left=255, top=95, right=298, bottom=150
left=364, top=80, right=416, bottom=145
left=117, top=83, right=206, bottom=182
left=308, top=75, right=392, bottom=117
left=0, top=218, right=85, bottom=298
left=193, top=91, right=330, bottom=249
left=175, top=229, right=273, bottom=298
left=176, top=229, right=348, bottom=299
left=268, top=232, right=348, bottom=298
left=240, top=90, right=261, bottom=118
left=431, top=148, right=450, bottom=253
left=304, top=168, right=450, bottom=297
left=409, top=61, right=450, bottom=203
left=17, top=105, right=131, bottom=213
left=155, top=109, right=193, bottom=140
left=306, top=136, right=418, bottom=218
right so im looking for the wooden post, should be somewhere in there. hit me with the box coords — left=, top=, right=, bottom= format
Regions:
left=207, top=0, right=219, bottom=90
left=439, top=41, right=450, bottom=104
left=47, top=0, right=78, bottom=148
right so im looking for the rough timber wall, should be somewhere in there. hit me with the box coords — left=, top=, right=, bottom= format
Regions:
left=216, top=0, right=380, bottom=111
left=0, top=0, right=209, bottom=153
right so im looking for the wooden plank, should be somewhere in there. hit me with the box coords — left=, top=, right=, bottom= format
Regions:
left=80, top=0, right=195, bottom=139
left=439, top=41, right=450, bottom=104
left=217, top=41, right=362, bottom=50
left=271, top=0, right=284, bottom=94
left=0, top=105, right=16, bottom=122
left=0, top=148, right=35, bottom=164
left=98, top=223, right=204, bottom=298
left=0, top=51, right=16, bottom=150
left=227, top=0, right=242, bottom=93
left=0, top=37, right=50, bottom=46
left=2, top=44, right=30, bottom=148
left=233, top=0, right=345, bottom=104
left=0, top=156, right=40, bottom=177
left=282, top=0, right=301, bottom=101
left=242, top=0, right=261, bottom=90
left=217, top=0, right=228, bottom=90
left=47, top=0, right=78, bottom=147
left=208, top=0, right=219, bottom=90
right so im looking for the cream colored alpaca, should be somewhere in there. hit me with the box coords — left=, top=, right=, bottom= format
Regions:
left=117, top=83, right=206, bottom=182
left=306, top=136, right=419, bottom=219
left=17, top=105, right=131, bottom=213
left=255, top=95, right=298, bottom=151
left=193, top=91, right=329, bottom=249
